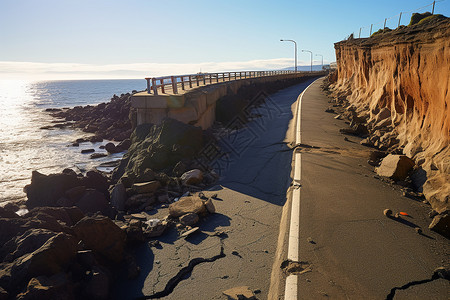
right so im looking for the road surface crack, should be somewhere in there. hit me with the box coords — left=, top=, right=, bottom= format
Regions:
left=137, top=239, right=226, bottom=299
left=385, top=267, right=449, bottom=300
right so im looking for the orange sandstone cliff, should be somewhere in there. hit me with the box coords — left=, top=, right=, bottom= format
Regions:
left=330, top=17, right=449, bottom=213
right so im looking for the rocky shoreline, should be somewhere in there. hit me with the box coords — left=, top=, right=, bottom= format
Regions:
left=322, top=74, right=449, bottom=238
left=0, top=76, right=318, bottom=299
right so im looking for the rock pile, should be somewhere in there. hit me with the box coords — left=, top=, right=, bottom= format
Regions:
left=48, top=92, right=135, bottom=141
left=0, top=206, right=125, bottom=300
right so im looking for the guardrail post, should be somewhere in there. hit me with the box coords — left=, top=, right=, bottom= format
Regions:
left=181, top=76, right=185, bottom=90
left=161, top=79, right=165, bottom=94
left=152, top=78, right=158, bottom=95
left=171, top=76, right=178, bottom=94
left=145, top=78, right=151, bottom=94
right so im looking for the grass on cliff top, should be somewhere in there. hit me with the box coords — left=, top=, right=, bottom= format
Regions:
left=371, top=27, right=392, bottom=37
left=409, top=12, right=448, bottom=26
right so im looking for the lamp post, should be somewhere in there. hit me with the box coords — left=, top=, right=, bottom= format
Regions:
left=302, top=50, right=313, bottom=72
left=280, top=39, right=297, bottom=72
left=315, top=54, right=323, bottom=70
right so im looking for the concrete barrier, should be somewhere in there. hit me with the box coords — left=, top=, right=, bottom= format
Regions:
left=132, top=72, right=325, bottom=129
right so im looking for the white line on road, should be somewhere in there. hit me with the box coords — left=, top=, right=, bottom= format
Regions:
left=285, top=78, right=320, bottom=300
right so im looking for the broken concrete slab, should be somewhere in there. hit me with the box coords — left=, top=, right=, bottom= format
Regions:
left=222, top=286, right=256, bottom=300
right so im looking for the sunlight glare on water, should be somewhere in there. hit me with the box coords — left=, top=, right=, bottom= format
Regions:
left=0, top=79, right=143, bottom=203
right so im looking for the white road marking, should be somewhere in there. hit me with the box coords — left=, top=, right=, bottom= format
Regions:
left=284, top=78, right=320, bottom=300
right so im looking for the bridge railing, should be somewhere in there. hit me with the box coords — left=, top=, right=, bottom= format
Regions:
left=144, top=70, right=304, bottom=95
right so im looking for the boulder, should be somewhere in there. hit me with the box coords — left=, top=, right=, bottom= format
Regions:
left=0, top=207, right=19, bottom=218
left=205, top=199, right=216, bottom=214
left=375, top=154, right=415, bottom=181
left=90, top=153, right=108, bottom=159
left=81, top=149, right=95, bottom=154
left=429, top=213, right=449, bottom=238
left=65, top=186, right=86, bottom=202
left=110, top=183, right=126, bottom=211
left=84, top=170, right=109, bottom=195
left=15, top=273, right=74, bottom=300
left=75, top=189, right=110, bottom=215
left=25, top=171, right=82, bottom=209
left=181, top=169, right=204, bottom=185
left=125, top=194, right=155, bottom=211
left=105, top=142, right=120, bottom=154
left=0, top=229, right=56, bottom=263
left=169, top=196, right=206, bottom=217
left=26, top=207, right=84, bottom=227
left=144, top=220, right=168, bottom=238
left=73, top=216, right=126, bottom=263
left=124, top=219, right=145, bottom=243
left=179, top=213, right=199, bottom=226
left=117, top=139, right=131, bottom=151
left=112, top=119, right=203, bottom=183
left=132, top=181, right=161, bottom=194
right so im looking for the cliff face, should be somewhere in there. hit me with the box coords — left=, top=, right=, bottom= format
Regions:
left=331, top=18, right=450, bottom=212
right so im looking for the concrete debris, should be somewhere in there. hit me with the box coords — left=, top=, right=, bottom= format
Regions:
left=222, top=286, right=256, bottom=300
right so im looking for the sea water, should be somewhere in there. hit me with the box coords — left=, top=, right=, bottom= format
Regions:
left=0, top=79, right=145, bottom=203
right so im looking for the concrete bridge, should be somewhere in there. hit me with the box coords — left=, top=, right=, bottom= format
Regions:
left=131, top=70, right=324, bottom=129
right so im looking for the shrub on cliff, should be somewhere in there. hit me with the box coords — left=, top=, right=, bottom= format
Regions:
left=409, top=12, right=432, bottom=26
left=417, top=14, right=447, bottom=25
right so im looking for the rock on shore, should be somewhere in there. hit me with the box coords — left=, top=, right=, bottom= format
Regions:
left=50, top=92, right=135, bottom=141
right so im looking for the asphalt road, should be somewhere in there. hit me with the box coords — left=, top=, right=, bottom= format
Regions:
left=113, top=78, right=318, bottom=300
left=293, top=78, right=449, bottom=299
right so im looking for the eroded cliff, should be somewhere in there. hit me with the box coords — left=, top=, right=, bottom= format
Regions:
left=330, top=17, right=449, bottom=212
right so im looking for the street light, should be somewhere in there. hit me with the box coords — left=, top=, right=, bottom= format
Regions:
left=302, top=50, right=313, bottom=72
left=280, top=39, right=297, bottom=72
left=315, top=54, right=323, bottom=70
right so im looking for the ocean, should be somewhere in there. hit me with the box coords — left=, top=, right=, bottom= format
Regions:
left=0, top=79, right=145, bottom=203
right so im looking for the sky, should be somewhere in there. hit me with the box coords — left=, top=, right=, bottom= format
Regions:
left=0, top=0, right=449, bottom=80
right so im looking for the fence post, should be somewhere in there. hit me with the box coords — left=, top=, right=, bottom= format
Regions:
left=161, top=79, right=165, bottom=94
left=398, top=12, right=402, bottom=28
left=171, top=76, right=178, bottom=94
left=181, top=76, right=185, bottom=90
left=359, top=27, right=362, bottom=38
left=203, top=74, right=206, bottom=85
left=189, top=75, right=193, bottom=88
left=432, top=1, right=435, bottom=14
left=370, top=24, right=373, bottom=36
left=145, top=78, right=151, bottom=94
left=196, top=75, right=200, bottom=87
left=383, top=18, right=387, bottom=30
left=152, top=78, right=158, bottom=95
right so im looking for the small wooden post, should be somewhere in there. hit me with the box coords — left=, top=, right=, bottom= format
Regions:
left=181, top=76, right=185, bottom=90
left=383, top=18, right=387, bottom=30
left=152, top=78, right=158, bottom=95
left=369, top=24, right=373, bottom=36
left=359, top=27, right=362, bottom=38
left=161, top=79, right=165, bottom=94
left=145, top=78, right=151, bottom=94
left=189, top=75, right=193, bottom=88
left=432, top=1, right=435, bottom=14
left=171, top=76, right=178, bottom=94
left=203, top=74, right=206, bottom=85
left=398, top=12, right=402, bottom=28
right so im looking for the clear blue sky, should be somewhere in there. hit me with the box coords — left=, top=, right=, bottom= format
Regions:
left=0, top=0, right=448, bottom=79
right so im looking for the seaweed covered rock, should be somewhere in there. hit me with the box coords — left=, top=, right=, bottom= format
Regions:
left=112, top=118, right=203, bottom=185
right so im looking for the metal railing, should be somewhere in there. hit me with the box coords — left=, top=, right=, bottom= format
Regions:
left=144, top=70, right=303, bottom=95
